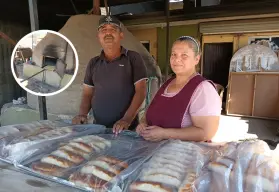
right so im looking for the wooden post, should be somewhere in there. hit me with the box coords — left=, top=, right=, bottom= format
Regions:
left=104, top=0, right=109, bottom=15
left=251, top=74, right=257, bottom=116
left=28, top=0, right=48, bottom=120
left=165, top=0, right=170, bottom=82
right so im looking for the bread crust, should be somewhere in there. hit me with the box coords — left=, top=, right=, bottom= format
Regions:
left=69, top=172, right=108, bottom=189
left=80, top=165, right=116, bottom=181
left=68, top=142, right=93, bottom=153
left=97, top=156, right=128, bottom=168
left=32, top=162, right=65, bottom=177
left=51, top=149, right=85, bottom=164
left=41, top=155, right=75, bottom=168
left=59, top=145, right=90, bottom=159
left=130, top=181, right=173, bottom=192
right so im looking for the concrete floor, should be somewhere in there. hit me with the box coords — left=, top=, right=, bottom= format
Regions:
left=219, top=115, right=279, bottom=149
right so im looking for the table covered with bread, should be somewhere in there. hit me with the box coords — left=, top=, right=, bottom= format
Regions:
left=0, top=120, right=278, bottom=192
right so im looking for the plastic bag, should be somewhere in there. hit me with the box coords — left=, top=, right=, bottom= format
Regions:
left=16, top=130, right=165, bottom=192
left=244, top=153, right=279, bottom=192
left=124, top=140, right=211, bottom=192
left=0, top=120, right=60, bottom=163
left=197, top=140, right=277, bottom=192
left=0, top=123, right=106, bottom=164
left=0, top=120, right=58, bottom=139
left=229, top=140, right=271, bottom=192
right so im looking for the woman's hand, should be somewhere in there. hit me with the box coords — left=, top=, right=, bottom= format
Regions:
left=141, top=126, right=166, bottom=142
left=136, top=123, right=148, bottom=135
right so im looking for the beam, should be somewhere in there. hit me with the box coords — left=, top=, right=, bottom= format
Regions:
left=120, top=0, right=279, bottom=26
left=0, top=32, right=16, bottom=45
left=28, top=0, right=39, bottom=31
left=28, top=0, right=48, bottom=120
left=165, top=0, right=170, bottom=81
left=100, top=0, right=159, bottom=6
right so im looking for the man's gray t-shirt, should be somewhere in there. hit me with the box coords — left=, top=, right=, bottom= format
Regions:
left=84, top=47, right=147, bottom=128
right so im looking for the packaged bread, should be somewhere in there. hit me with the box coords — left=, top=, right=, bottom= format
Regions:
left=31, top=135, right=111, bottom=177
left=69, top=155, right=128, bottom=190
left=244, top=154, right=279, bottom=192
left=129, top=141, right=207, bottom=192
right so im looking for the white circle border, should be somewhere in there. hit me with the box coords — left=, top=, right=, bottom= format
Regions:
left=11, top=29, right=79, bottom=97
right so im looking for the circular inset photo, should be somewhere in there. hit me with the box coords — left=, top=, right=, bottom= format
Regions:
left=11, top=30, right=78, bottom=96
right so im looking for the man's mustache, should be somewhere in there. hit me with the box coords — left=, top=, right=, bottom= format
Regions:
left=104, top=35, right=114, bottom=40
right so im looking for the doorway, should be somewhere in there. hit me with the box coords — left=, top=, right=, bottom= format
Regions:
left=203, top=42, right=233, bottom=111
left=140, top=40, right=150, bottom=52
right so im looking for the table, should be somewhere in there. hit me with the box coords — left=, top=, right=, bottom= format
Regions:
left=0, top=162, right=80, bottom=192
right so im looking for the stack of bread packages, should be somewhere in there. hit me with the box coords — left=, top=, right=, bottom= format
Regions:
left=31, top=135, right=112, bottom=177
left=5, top=126, right=76, bottom=163
left=14, top=126, right=74, bottom=143
left=206, top=140, right=279, bottom=192
left=129, top=140, right=210, bottom=192
left=69, top=155, right=129, bottom=190
left=0, top=125, right=53, bottom=140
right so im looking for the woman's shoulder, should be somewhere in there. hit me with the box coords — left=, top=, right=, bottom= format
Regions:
left=192, top=80, right=220, bottom=100
left=199, top=80, right=217, bottom=91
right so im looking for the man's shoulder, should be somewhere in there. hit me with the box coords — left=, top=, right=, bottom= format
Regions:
left=87, top=55, right=101, bottom=68
left=90, top=55, right=101, bottom=63
left=126, top=49, right=142, bottom=58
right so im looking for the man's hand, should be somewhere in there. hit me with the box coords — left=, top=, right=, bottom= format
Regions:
left=72, top=115, right=88, bottom=125
left=141, top=126, right=166, bottom=142
left=136, top=123, right=148, bottom=135
left=113, top=119, right=130, bottom=136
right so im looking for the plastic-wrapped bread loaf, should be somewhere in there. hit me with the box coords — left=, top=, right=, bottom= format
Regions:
left=69, top=172, right=108, bottom=189
left=87, top=160, right=125, bottom=175
left=141, top=167, right=183, bottom=180
left=129, top=181, right=173, bottom=192
left=31, top=135, right=112, bottom=178
left=229, top=141, right=267, bottom=192
left=51, top=149, right=85, bottom=164
left=178, top=172, right=197, bottom=192
left=41, top=155, right=76, bottom=168
left=130, top=141, right=207, bottom=192
left=32, top=162, right=66, bottom=177
left=141, top=173, right=181, bottom=188
left=68, top=142, right=93, bottom=153
left=207, top=156, right=235, bottom=191
left=244, top=154, right=279, bottom=192
left=24, top=127, right=73, bottom=141
left=80, top=165, right=116, bottom=181
left=149, top=156, right=187, bottom=170
left=59, top=145, right=91, bottom=159
left=73, top=135, right=112, bottom=148
left=97, top=156, right=129, bottom=168
left=147, top=161, right=185, bottom=173
left=70, top=156, right=128, bottom=190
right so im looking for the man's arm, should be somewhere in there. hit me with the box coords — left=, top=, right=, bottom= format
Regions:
left=123, top=80, right=147, bottom=124
left=113, top=52, right=147, bottom=133
left=123, top=52, right=148, bottom=124
left=79, top=85, right=95, bottom=116
left=72, top=58, right=95, bottom=124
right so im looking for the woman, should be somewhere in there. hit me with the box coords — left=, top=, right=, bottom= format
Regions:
left=136, top=36, right=221, bottom=142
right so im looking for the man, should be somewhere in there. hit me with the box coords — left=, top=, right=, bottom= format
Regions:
left=72, top=15, right=147, bottom=135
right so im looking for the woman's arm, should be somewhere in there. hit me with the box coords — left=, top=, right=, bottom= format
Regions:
left=163, top=81, right=221, bottom=141
left=162, top=116, right=220, bottom=141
